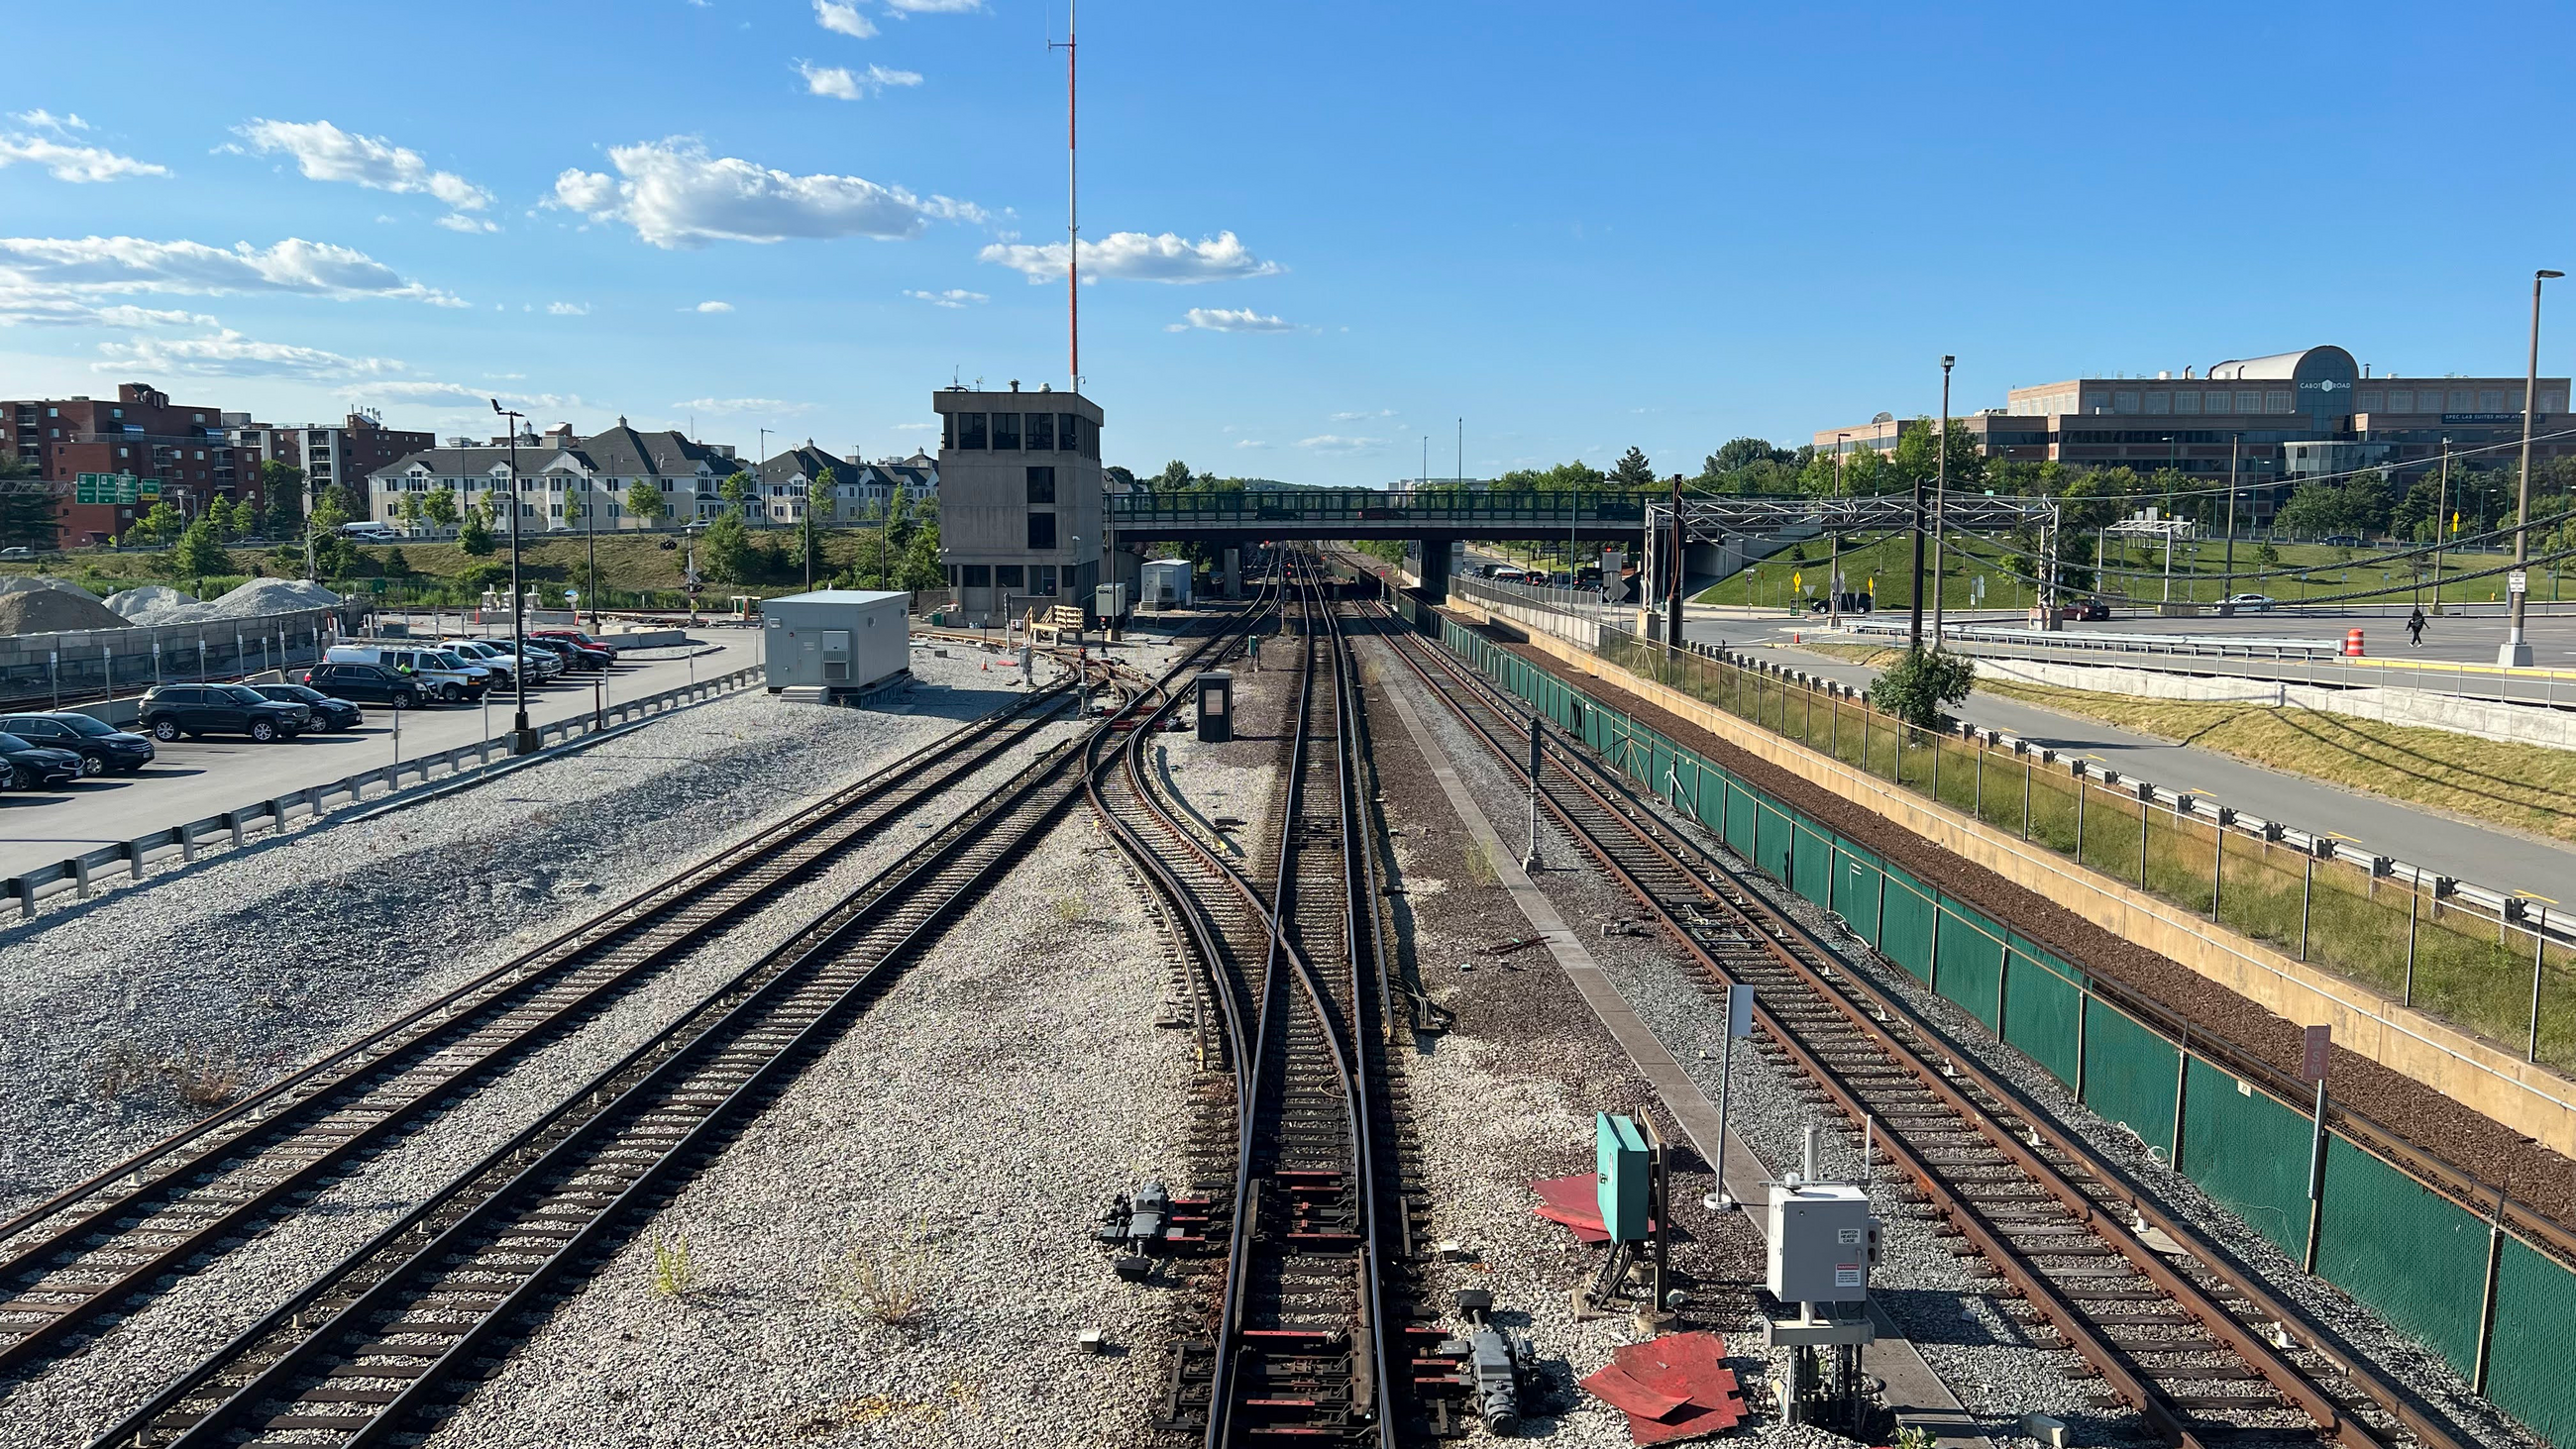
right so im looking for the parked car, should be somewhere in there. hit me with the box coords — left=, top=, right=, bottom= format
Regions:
left=2070, top=597, right=2113, bottom=621
left=531, top=628, right=622, bottom=661
left=299, top=661, right=424, bottom=709
left=247, top=683, right=362, bottom=731
left=443, top=637, right=560, bottom=684
left=0, top=731, right=83, bottom=789
left=522, top=636, right=610, bottom=673
left=0, top=712, right=156, bottom=776
left=2223, top=592, right=2277, bottom=613
left=325, top=644, right=489, bottom=702
left=136, top=683, right=312, bottom=743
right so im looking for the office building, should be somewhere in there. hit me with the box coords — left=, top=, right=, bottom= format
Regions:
left=1814, top=345, right=2574, bottom=522
left=3, top=383, right=245, bottom=544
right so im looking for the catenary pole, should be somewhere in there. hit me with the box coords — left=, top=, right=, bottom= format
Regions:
left=2503, top=269, right=2560, bottom=667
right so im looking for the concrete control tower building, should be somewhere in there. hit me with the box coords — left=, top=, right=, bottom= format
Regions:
left=933, top=383, right=1105, bottom=625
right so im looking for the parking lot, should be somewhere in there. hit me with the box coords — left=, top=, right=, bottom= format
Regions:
left=0, top=629, right=759, bottom=883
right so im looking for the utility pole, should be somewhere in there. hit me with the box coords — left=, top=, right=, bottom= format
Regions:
left=490, top=400, right=533, bottom=753
left=1050, top=0, right=1078, bottom=390
left=1666, top=470, right=1685, bottom=647
left=1829, top=432, right=1848, bottom=628
left=1931, top=355, right=1954, bottom=642
left=2223, top=434, right=2240, bottom=610
left=2503, top=269, right=2560, bottom=668
left=2433, top=437, right=2451, bottom=614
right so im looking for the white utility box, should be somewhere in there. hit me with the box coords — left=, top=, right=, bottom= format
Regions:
left=762, top=588, right=910, bottom=698
left=1140, top=559, right=1193, bottom=610
left=1766, top=1184, right=1878, bottom=1305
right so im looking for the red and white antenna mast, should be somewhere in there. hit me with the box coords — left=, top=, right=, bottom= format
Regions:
left=1049, top=2, right=1078, bottom=393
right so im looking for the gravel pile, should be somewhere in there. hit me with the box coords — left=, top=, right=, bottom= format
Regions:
left=135, top=577, right=343, bottom=625
left=2, top=655, right=1087, bottom=1441
left=101, top=584, right=196, bottom=620
left=0, top=585, right=134, bottom=636
left=428, top=801, right=1193, bottom=1448
left=0, top=575, right=103, bottom=602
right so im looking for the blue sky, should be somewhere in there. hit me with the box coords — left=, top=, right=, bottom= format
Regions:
left=3, top=1, right=2572, bottom=483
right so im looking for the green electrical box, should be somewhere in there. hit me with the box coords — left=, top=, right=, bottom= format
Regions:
left=1595, top=1112, right=1650, bottom=1243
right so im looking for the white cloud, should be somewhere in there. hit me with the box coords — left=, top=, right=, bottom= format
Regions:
left=344, top=379, right=587, bottom=412
left=1234, top=439, right=1273, bottom=450
left=885, top=0, right=981, bottom=11
left=1166, top=306, right=1295, bottom=334
left=980, top=230, right=1280, bottom=285
left=1298, top=435, right=1387, bottom=454
left=1330, top=408, right=1396, bottom=421
left=94, top=328, right=402, bottom=380
left=435, top=214, right=500, bottom=234
left=799, top=60, right=923, bottom=100
left=672, top=397, right=814, bottom=415
left=549, top=139, right=979, bottom=249
left=689, top=300, right=734, bottom=313
left=0, top=295, right=221, bottom=329
left=0, top=122, right=166, bottom=183
left=0, top=236, right=465, bottom=315
left=236, top=119, right=494, bottom=228
left=813, top=0, right=877, bottom=37
left=546, top=301, right=590, bottom=315
left=904, top=287, right=987, bottom=308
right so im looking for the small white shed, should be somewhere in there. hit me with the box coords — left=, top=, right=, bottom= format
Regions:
left=762, top=589, right=910, bottom=696
left=1140, top=559, right=1194, bottom=609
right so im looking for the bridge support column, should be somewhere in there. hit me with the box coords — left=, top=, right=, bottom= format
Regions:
left=1418, top=536, right=1454, bottom=603
left=1223, top=548, right=1241, bottom=599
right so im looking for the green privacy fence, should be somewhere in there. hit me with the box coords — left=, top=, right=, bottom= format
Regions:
left=1438, top=615, right=2576, bottom=1444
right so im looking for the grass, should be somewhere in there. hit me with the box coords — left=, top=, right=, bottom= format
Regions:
left=1459, top=838, right=1499, bottom=886
left=1051, top=892, right=1093, bottom=925
left=820, top=1221, right=937, bottom=1329
left=1976, top=680, right=2576, bottom=847
left=649, top=1230, right=697, bottom=1298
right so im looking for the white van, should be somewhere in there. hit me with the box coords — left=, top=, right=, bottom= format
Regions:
left=325, top=644, right=491, bottom=702
left=340, top=521, right=400, bottom=540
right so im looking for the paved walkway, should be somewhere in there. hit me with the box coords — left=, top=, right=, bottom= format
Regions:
left=1677, top=620, right=2576, bottom=906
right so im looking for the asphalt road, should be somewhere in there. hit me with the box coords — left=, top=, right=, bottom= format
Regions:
left=1683, top=624, right=2576, bottom=905
left=0, top=631, right=761, bottom=883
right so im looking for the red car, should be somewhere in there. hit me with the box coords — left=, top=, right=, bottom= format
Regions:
left=531, top=628, right=621, bottom=660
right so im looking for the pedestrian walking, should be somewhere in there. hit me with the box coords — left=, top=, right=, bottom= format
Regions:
left=2407, top=606, right=2427, bottom=648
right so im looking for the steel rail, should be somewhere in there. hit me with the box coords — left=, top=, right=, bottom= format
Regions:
left=0, top=682, right=1078, bottom=1379
left=89, top=653, right=1211, bottom=1449
left=1372, top=604, right=2469, bottom=1449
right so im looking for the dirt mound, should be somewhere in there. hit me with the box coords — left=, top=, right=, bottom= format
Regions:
left=0, top=574, right=104, bottom=603
left=104, top=584, right=198, bottom=621
left=0, top=587, right=137, bottom=636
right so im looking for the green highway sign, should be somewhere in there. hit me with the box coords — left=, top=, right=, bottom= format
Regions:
left=71, top=471, right=152, bottom=505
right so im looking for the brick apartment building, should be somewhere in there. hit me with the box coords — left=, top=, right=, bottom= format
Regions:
left=1813, top=345, right=2574, bottom=523
left=3, top=383, right=243, bottom=545
left=237, top=410, right=432, bottom=514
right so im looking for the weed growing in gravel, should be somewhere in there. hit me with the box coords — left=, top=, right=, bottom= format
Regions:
left=649, top=1230, right=697, bottom=1298
left=91, top=1041, right=157, bottom=1101
left=820, top=1220, right=938, bottom=1330
left=161, top=1048, right=241, bottom=1108
left=1050, top=892, right=1092, bottom=925
left=1460, top=839, right=1498, bottom=886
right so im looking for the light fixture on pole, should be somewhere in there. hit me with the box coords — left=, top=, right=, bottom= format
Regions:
left=2502, top=269, right=2561, bottom=669
left=491, top=399, right=535, bottom=753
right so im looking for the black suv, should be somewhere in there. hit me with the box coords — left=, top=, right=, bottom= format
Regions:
left=0, top=712, right=156, bottom=776
left=248, top=682, right=362, bottom=731
left=137, top=683, right=312, bottom=743
left=299, top=661, right=424, bottom=710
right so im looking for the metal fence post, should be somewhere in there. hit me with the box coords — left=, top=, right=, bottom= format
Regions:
left=2137, top=789, right=2150, bottom=889
left=2073, top=990, right=2091, bottom=1102
left=2404, top=881, right=2422, bottom=1008
left=2472, top=1185, right=2508, bottom=1395
left=2300, top=854, right=2315, bottom=963
left=2169, top=1023, right=2192, bottom=1167
left=2210, top=813, right=2224, bottom=923
left=2023, top=757, right=2034, bottom=841
left=2528, top=907, right=2548, bottom=1064
left=1974, top=739, right=1985, bottom=820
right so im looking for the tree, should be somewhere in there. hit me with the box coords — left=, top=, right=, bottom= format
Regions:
left=323, top=480, right=367, bottom=523
left=1610, top=447, right=1656, bottom=489
left=259, top=460, right=305, bottom=539
left=1868, top=647, right=1976, bottom=729
left=397, top=491, right=426, bottom=535
left=459, top=506, right=495, bottom=557
left=718, top=469, right=756, bottom=519
left=1153, top=459, right=1196, bottom=492
left=171, top=520, right=230, bottom=578
left=896, top=517, right=944, bottom=592
left=423, top=485, right=460, bottom=534
left=134, top=501, right=184, bottom=546
left=2253, top=542, right=2281, bottom=572
left=1709, top=437, right=1787, bottom=473
left=701, top=509, right=754, bottom=583
left=0, top=454, right=57, bottom=549
left=624, top=478, right=667, bottom=529
left=805, top=466, right=836, bottom=577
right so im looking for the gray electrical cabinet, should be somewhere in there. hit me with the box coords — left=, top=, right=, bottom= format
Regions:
left=762, top=589, right=910, bottom=697
left=1766, top=1184, right=1878, bottom=1305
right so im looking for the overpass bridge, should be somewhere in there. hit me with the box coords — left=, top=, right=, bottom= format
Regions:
left=1109, top=487, right=2057, bottom=598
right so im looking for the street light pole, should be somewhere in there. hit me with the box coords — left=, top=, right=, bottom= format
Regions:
left=2223, top=434, right=2240, bottom=609
left=2433, top=437, right=2451, bottom=614
left=585, top=472, right=599, bottom=633
left=1932, top=355, right=1954, bottom=642
left=491, top=400, right=533, bottom=752
left=1829, top=431, right=1848, bottom=628
left=2503, top=268, right=2561, bottom=668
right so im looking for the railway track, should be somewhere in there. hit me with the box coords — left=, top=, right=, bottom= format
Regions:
left=80, top=628, right=1260, bottom=1449
left=1367, top=601, right=2477, bottom=1449
left=0, top=680, right=1082, bottom=1384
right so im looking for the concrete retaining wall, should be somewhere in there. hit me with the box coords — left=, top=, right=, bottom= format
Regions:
left=1973, top=655, right=2576, bottom=752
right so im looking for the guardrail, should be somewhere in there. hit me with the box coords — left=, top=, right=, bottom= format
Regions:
left=1842, top=617, right=2349, bottom=661
left=3, top=664, right=764, bottom=920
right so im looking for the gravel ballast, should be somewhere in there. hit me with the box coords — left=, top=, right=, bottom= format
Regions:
left=425, top=797, right=1195, bottom=1448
